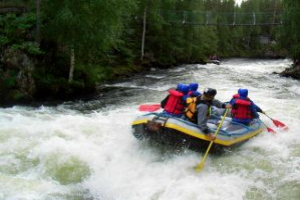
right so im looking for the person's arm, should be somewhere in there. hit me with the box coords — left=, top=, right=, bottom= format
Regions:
left=254, top=103, right=264, bottom=113
left=212, top=99, right=231, bottom=109
left=160, top=95, right=169, bottom=108
left=212, top=99, right=224, bottom=108
left=250, top=102, right=260, bottom=118
left=229, top=98, right=235, bottom=105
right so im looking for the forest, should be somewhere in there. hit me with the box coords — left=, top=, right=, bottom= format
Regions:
left=0, top=0, right=299, bottom=106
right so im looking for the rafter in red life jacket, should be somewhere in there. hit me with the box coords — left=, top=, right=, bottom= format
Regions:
left=164, top=89, right=185, bottom=115
left=231, top=98, right=253, bottom=120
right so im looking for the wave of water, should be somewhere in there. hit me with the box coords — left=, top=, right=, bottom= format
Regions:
left=0, top=59, right=299, bottom=200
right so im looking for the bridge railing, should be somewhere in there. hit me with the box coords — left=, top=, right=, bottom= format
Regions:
left=157, top=10, right=283, bottom=26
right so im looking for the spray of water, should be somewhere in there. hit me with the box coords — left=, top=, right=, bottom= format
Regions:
left=0, top=59, right=299, bottom=200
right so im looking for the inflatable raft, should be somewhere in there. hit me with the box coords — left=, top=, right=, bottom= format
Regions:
left=207, top=59, right=221, bottom=65
left=131, top=113, right=264, bottom=152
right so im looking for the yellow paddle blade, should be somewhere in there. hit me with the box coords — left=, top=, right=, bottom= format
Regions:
left=193, top=141, right=213, bottom=172
left=194, top=162, right=205, bottom=172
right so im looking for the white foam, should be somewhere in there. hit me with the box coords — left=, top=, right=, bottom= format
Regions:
left=0, top=59, right=299, bottom=200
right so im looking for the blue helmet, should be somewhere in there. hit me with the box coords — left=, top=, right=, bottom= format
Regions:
left=189, top=83, right=199, bottom=91
left=177, top=83, right=190, bottom=95
left=238, top=88, right=248, bottom=98
left=176, top=83, right=184, bottom=91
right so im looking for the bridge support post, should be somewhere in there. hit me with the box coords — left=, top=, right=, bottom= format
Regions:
left=205, top=12, right=210, bottom=26
left=233, top=12, right=236, bottom=26
left=182, top=11, right=187, bottom=24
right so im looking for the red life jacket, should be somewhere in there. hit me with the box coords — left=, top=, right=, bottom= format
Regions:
left=231, top=98, right=253, bottom=120
left=164, top=89, right=185, bottom=115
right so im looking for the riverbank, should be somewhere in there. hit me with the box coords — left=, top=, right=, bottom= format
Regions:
left=0, top=61, right=146, bottom=108
left=1, top=57, right=297, bottom=108
left=279, top=62, right=300, bottom=79
left=0, top=56, right=184, bottom=108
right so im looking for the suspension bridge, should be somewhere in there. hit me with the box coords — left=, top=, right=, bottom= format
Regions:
left=157, top=10, right=283, bottom=26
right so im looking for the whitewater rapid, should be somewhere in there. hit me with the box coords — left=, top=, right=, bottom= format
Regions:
left=0, top=59, right=299, bottom=200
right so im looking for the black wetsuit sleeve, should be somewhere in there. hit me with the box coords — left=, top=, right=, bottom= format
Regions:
left=161, top=95, right=169, bottom=108
left=254, top=103, right=263, bottom=113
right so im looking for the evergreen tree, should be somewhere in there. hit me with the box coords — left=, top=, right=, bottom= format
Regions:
left=41, top=0, right=137, bottom=82
left=282, top=0, right=300, bottom=61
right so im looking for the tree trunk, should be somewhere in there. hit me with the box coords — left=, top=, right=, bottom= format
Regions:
left=141, top=5, right=147, bottom=60
left=68, top=46, right=75, bottom=83
left=272, top=0, right=277, bottom=24
left=36, top=0, right=41, bottom=44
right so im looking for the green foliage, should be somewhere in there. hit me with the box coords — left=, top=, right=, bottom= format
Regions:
left=0, top=36, right=9, bottom=45
left=3, top=71, right=18, bottom=88
left=10, top=42, right=42, bottom=55
left=42, top=0, right=137, bottom=59
left=75, top=63, right=113, bottom=85
left=282, top=0, right=300, bottom=59
left=0, top=12, right=42, bottom=55
left=0, top=0, right=289, bottom=104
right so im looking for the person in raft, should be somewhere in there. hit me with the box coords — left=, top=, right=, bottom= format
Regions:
left=184, top=88, right=231, bottom=140
left=188, top=82, right=201, bottom=97
left=160, top=83, right=190, bottom=117
left=229, top=88, right=265, bottom=126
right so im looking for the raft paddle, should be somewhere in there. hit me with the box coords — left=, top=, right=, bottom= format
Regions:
left=194, top=108, right=229, bottom=173
left=138, top=104, right=161, bottom=112
left=263, top=113, right=288, bottom=130
left=261, top=120, right=276, bottom=134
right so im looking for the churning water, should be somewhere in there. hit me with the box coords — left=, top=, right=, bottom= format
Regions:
left=0, top=59, right=299, bottom=200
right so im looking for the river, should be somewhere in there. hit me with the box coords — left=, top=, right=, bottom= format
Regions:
left=0, top=59, right=299, bottom=200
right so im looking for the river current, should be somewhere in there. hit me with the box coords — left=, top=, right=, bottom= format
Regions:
left=0, top=59, right=299, bottom=200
